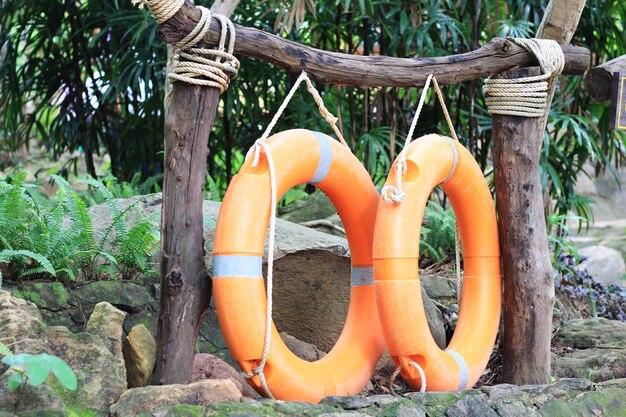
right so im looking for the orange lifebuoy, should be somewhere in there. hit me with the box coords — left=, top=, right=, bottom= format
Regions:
left=212, top=129, right=385, bottom=402
left=374, top=134, right=502, bottom=391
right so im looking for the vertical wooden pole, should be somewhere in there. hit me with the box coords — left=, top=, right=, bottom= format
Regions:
left=497, top=0, right=586, bottom=384
left=153, top=0, right=239, bottom=385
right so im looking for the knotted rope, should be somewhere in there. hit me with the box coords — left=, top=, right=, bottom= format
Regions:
left=133, top=0, right=239, bottom=92
left=388, top=360, right=427, bottom=395
left=483, top=38, right=565, bottom=118
left=132, top=0, right=184, bottom=24
left=241, top=71, right=349, bottom=398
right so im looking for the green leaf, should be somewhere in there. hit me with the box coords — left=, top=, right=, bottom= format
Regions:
left=2, top=353, right=33, bottom=367
left=48, top=355, right=77, bottom=390
left=7, top=372, right=24, bottom=391
left=26, top=354, right=51, bottom=386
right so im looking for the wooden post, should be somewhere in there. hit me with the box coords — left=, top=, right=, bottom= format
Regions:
left=152, top=0, right=239, bottom=385
left=497, top=0, right=586, bottom=385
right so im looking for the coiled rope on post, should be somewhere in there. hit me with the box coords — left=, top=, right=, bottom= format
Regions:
left=132, top=0, right=184, bottom=24
left=242, top=71, right=349, bottom=399
left=133, top=0, right=239, bottom=92
left=483, top=37, right=565, bottom=118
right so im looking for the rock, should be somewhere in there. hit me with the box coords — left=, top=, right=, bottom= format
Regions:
left=280, top=332, right=326, bottom=361
left=191, top=353, right=258, bottom=399
left=10, top=282, right=70, bottom=311
left=553, top=318, right=626, bottom=349
left=481, top=384, right=523, bottom=401
left=74, top=281, right=153, bottom=313
left=578, top=245, right=626, bottom=287
left=421, top=287, right=446, bottom=349
left=552, top=318, right=626, bottom=381
left=420, top=273, right=456, bottom=301
left=123, top=324, right=156, bottom=388
left=87, top=195, right=446, bottom=357
left=0, top=291, right=45, bottom=343
left=0, top=293, right=127, bottom=414
left=109, top=379, right=242, bottom=417
left=396, top=405, right=426, bottom=417
left=552, top=348, right=626, bottom=381
left=538, top=388, right=626, bottom=416
left=278, top=190, right=336, bottom=223
left=492, top=400, right=541, bottom=417
left=320, top=396, right=373, bottom=410
left=445, top=393, right=499, bottom=417
left=86, top=301, right=127, bottom=359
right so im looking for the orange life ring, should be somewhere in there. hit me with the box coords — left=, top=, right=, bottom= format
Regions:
left=373, top=134, right=501, bottom=391
left=212, top=129, right=385, bottom=402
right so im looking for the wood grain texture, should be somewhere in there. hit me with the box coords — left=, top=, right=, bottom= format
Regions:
left=153, top=0, right=240, bottom=385
left=156, top=2, right=589, bottom=87
left=585, top=55, right=626, bottom=102
left=498, top=0, right=586, bottom=386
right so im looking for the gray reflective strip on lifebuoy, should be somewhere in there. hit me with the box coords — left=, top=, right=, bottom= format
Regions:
left=446, top=349, right=469, bottom=390
left=440, top=137, right=459, bottom=185
left=212, top=255, right=263, bottom=278
left=310, top=132, right=333, bottom=184
left=351, top=266, right=374, bottom=286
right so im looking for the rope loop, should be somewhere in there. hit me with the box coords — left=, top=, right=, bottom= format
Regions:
left=381, top=74, right=457, bottom=205
left=483, top=38, right=565, bottom=118
left=166, top=6, right=239, bottom=92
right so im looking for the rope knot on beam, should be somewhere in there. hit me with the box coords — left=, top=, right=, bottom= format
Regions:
left=483, top=38, right=565, bottom=118
left=133, top=0, right=239, bottom=92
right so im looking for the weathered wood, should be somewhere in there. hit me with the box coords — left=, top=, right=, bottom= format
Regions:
left=585, top=55, right=626, bottom=102
left=498, top=0, right=586, bottom=386
left=156, top=2, right=589, bottom=87
left=495, top=68, right=555, bottom=385
left=152, top=0, right=239, bottom=385
left=611, top=72, right=626, bottom=130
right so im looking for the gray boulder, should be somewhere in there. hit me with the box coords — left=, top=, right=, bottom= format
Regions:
left=578, top=245, right=626, bottom=287
left=88, top=194, right=445, bottom=356
left=552, top=318, right=626, bottom=381
left=109, top=379, right=242, bottom=417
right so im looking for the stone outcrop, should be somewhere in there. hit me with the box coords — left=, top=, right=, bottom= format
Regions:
left=0, top=292, right=127, bottom=414
left=552, top=318, right=626, bottom=381
left=123, top=324, right=156, bottom=388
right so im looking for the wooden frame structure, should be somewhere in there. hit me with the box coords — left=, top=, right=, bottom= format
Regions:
left=150, top=0, right=595, bottom=387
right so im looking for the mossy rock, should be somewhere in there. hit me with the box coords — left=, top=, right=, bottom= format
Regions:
left=539, top=388, right=626, bottom=416
left=12, top=282, right=70, bottom=311
left=73, top=282, right=152, bottom=312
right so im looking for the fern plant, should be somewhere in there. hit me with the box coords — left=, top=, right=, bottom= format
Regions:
left=81, top=177, right=159, bottom=280
left=0, top=342, right=12, bottom=358
left=0, top=172, right=159, bottom=282
left=420, top=200, right=458, bottom=265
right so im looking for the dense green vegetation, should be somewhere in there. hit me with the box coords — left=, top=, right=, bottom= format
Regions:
left=0, top=172, right=159, bottom=284
left=0, top=0, right=625, bottom=274
left=1, top=0, right=624, bottom=221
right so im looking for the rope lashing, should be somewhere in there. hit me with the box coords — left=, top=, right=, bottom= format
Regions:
left=483, top=38, right=565, bottom=118
left=132, top=0, right=184, bottom=24
left=241, top=71, right=349, bottom=399
left=132, top=0, right=239, bottom=92
left=167, top=6, right=239, bottom=91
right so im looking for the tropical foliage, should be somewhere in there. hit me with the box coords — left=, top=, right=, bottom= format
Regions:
left=0, top=0, right=624, bottom=222
left=0, top=172, right=159, bottom=283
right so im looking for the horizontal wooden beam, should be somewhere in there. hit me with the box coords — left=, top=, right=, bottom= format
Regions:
left=157, top=2, right=590, bottom=87
left=585, top=55, right=626, bottom=102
